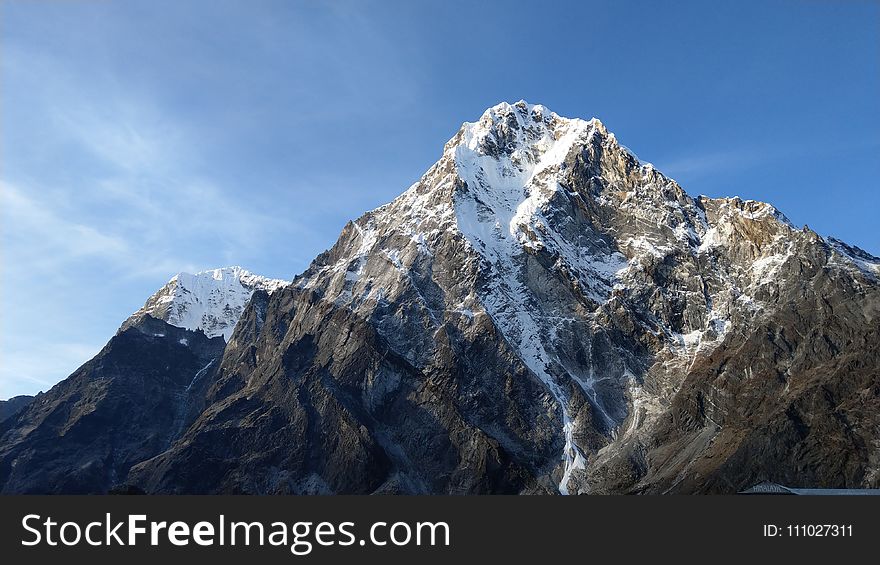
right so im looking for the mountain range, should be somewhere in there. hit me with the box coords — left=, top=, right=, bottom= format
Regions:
left=2, top=101, right=878, bottom=494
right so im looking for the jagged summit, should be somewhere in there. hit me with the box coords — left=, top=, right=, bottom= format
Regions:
left=462, top=100, right=602, bottom=131
left=446, top=101, right=604, bottom=161
left=126, top=266, right=289, bottom=340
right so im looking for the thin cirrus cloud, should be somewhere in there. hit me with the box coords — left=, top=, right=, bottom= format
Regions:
left=1, top=48, right=293, bottom=398
left=3, top=43, right=280, bottom=274
left=3, top=181, right=130, bottom=269
left=657, top=149, right=765, bottom=178
left=657, top=135, right=880, bottom=188
left=0, top=342, right=105, bottom=393
left=0, top=1, right=429, bottom=398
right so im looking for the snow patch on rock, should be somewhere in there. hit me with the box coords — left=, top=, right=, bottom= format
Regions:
left=130, top=266, right=290, bottom=340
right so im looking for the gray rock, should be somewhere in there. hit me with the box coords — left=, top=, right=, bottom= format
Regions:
left=0, top=396, right=35, bottom=424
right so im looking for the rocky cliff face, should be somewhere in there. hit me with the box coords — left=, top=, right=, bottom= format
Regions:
left=3, top=102, right=878, bottom=494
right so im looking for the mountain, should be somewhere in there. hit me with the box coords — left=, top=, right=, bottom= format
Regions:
left=124, top=266, right=290, bottom=340
left=0, top=267, right=288, bottom=493
left=128, top=102, right=880, bottom=494
left=3, top=102, right=879, bottom=494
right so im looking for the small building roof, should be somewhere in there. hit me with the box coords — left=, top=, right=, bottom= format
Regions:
left=739, top=481, right=880, bottom=495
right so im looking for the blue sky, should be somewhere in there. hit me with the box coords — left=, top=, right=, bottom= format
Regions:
left=2, top=0, right=878, bottom=398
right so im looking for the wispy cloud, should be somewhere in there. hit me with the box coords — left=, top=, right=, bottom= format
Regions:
left=2, top=180, right=130, bottom=268
left=657, top=135, right=880, bottom=182
left=2, top=41, right=281, bottom=275
left=656, top=149, right=764, bottom=178
left=51, top=99, right=184, bottom=175
left=0, top=341, right=104, bottom=397
left=1, top=40, right=302, bottom=398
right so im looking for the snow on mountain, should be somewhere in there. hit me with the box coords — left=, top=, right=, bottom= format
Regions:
left=453, top=102, right=630, bottom=285
left=828, top=237, right=880, bottom=279
left=128, top=266, right=289, bottom=340
left=289, top=100, right=880, bottom=494
left=450, top=103, right=619, bottom=490
left=6, top=101, right=877, bottom=496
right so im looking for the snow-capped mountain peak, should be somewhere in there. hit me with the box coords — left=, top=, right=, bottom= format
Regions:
left=449, top=100, right=601, bottom=162
left=290, top=101, right=880, bottom=495
left=5, top=102, right=879, bottom=497
left=127, top=266, right=289, bottom=340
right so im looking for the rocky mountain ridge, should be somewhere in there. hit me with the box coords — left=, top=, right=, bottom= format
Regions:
left=2, top=101, right=877, bottom=494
